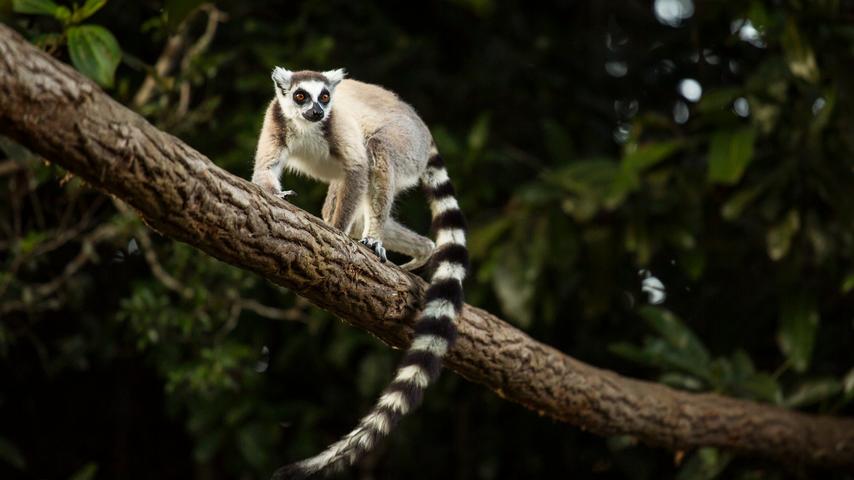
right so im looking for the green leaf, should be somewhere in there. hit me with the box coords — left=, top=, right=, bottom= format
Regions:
left=546, top=158, right=619, bottom=220
left=609, top=342, right=654, bottom=365
left=840, top=272, right=854, bottom=293
left=236, top=423, right=271, bottom=468
left=638, top=307, right=711, bottom=379
left=735, top=373, right=781, bottom=404
left=783, top=378, right=841, bottom=408
left=777, top=293, right=819, bottom=373
left=782, top=19, right=819, bottom=84
left=68, top=462, right=98, bottom=480
left=696, top=87, right=741, bottom=114
left=678, top=249, right=705, bottom=280
left=165, top=0, right=206, bottom=30
left=621, top=140, right=684, bottom=173
left=491, top=221, right=548, bottom=327
left=843, top=367, right=854, bottom=401
left=766, top=209, right=800, bottom=261
left=67, top=24, right=121, bottom=88
left=659, top=372, right=704, bottom=391
left=707, top=128, right=756, bottom=185
left=17, top=230, right=48, bottom=255
left=33, top=32, right=64, bottom=50
left=467, top=113, right=490, bottom=153
left=676, top=447, right=732, bottom=480
left=468, top=216, right=513, bottom=257
left=12, top=0, right=60, bottom=16
left=54, top=4, right=69, bottom=21
left=0, top=436, right=26, bottom=470
left=71, top=0, right=108, bottom=23
left=542, top=119, right=574, bottom=161
left=721, top=183, right=765, bottom=221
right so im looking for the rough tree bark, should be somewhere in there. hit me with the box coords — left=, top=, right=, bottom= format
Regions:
left=0, top=24, right=852, bottom=472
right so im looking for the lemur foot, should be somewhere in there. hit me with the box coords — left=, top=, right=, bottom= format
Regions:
left=360, top=237, right=387, bottom=262
left=276, top=190, right=297, bottom=198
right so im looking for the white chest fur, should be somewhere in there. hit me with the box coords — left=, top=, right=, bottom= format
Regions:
left=284, top=123, right=342, bottom=182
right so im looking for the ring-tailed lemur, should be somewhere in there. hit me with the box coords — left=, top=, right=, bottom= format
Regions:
left=252, top=67, right=469, bottom=479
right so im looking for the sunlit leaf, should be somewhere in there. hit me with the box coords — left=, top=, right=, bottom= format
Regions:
left=708, top=128, right=756, bottom=185
left=766, top=209, right=800, bottom=261
left=12, top=0, right=60, bottom=16
left=843, top=367, right=854, bottom=401
left=67, top=24, right=122, bottom=88
left=782, top=19, right=819, bottom=83
left=777, top=293, right=819, bottom=373
left=749, top=97, right=781, bottom=134
left=783, top=378, right=841, bottom=408
left=17, top=231, right=48, bottom=255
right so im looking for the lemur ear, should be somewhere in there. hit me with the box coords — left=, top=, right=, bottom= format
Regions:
left=271, top=67, right=293, bottom=89
left=323, top=68, right=346, bottom=88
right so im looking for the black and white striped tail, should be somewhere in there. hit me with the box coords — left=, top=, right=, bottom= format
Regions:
left=272, top=152, right=468, bottom=479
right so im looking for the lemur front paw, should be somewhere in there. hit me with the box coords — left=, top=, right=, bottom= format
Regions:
left=276, top=190, right=297, bottom=198
left=360, top=237, right=387, bottom=262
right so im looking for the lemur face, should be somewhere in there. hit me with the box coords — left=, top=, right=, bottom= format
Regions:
left=271, top=67, right=346, bottom=123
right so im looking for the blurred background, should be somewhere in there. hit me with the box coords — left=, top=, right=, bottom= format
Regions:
left=2, top=0, right=854, bottom=478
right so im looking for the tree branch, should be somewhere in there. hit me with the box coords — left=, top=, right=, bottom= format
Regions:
left=0, top=24, right=851, bottom=472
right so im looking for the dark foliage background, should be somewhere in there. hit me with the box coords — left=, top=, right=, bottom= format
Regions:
left=2, top=0, right=854, bottom=479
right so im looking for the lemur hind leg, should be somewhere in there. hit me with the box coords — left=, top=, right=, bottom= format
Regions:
left=321, top=181, right=340, bottom=224
left=330, top=165, right=369, bottom=237
left=382, top=218, right=435, bottom=271
left=359, top=136, right=396, bottom=262
left=323, top=180, right=365, bottom=238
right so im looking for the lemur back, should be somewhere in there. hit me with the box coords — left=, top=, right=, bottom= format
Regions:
left=252, top=68, right=469, bottom=479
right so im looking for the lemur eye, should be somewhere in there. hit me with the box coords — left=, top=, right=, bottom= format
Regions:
left=319, top=92, right=330, bottom=103
left=294, top=92, right=306, bottom=103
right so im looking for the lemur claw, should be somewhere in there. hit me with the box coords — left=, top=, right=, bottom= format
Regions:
left=276, top=190, right=297, bottom=198
left=360, top=237, right=387, bottom=262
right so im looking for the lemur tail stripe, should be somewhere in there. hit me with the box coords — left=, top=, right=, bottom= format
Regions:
left=272, top=153, right=468, bottom=480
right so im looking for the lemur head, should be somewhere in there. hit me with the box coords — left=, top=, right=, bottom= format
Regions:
left=271, top=67, right=346, bottom=123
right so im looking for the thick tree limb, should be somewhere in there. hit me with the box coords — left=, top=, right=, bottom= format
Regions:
left=0, top=25, right=851, bottom=472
